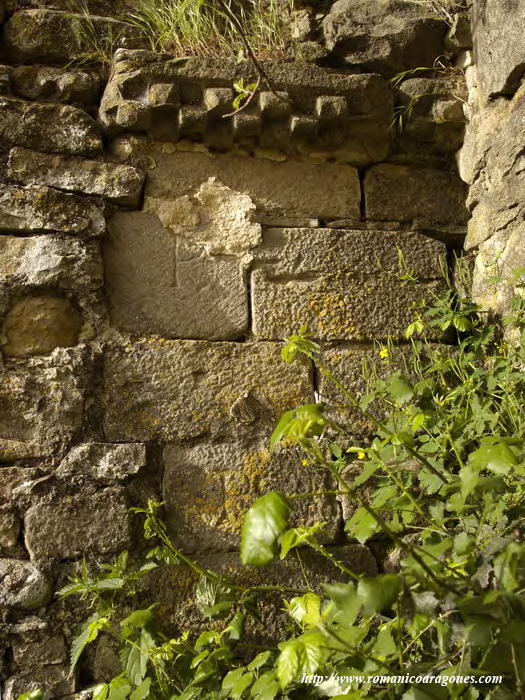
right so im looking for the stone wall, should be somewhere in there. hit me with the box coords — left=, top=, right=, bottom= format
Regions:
left=0, top=2, right=470, bottom=697
left=458, top=0, right=525, bottom=315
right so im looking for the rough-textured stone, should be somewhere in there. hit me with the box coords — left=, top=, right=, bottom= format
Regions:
left=13, top=635, right=66, bottom=667
left=0, top=236, right=103, bottom=290
left=163, top=441, right=339, bottom=553
left=7, top=147, right=145, bottom=206
left=365, top=164, right=468, bottom=226
left=0, top=505, right=19, bottom=549
left=1, top=295, right=83, bottom=357
left=10, top=65, right=101, bottom=104
left=151, top=545, right=377, bottom=642
left=103, top=341, right=312, bottom=442
left=252, top=228, right=446, bottom=341
left=0, top=352, right=87, bottom=459
left=57, top=442, right=147, bottom=483
left=24, top=488, right=132, bottom=559
left=472, top=0, right=525, bottom=97
left=3, top=9, right=144, bottom=64
left=322, top=0, right=446, bottom=76
left=100, top=52, right=393, bottom=163
left=0, top=559, right=52, bottom=609
left=0, top=96, right=102, bottom=156
left=144, top=146, right=361, bottom=221
left=104, top=211, right=249, bottom=340
left=0, top=185, right=105, bottom=237
left=3, top=666, right=74, bottom=700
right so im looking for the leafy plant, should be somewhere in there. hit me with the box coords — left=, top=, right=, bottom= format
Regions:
left=59, top=267, right=525, bottom=698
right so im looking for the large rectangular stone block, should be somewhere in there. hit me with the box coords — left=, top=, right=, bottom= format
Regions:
left=251, top=228, right=447, bottom=341
left=103, top=341, right=312, bottom=442
left=162, top=441, right=339, bottom=553
left=24, top=488, right=132, bottom=560
left=100, top=52, right=393, bottom=164
left=144, top=146, right=361, bottom=221
left=104, top=211, right=248, bottom=340
left=0, top=96, right=102, bottom=156
left=7, top=148, right=145, bottom=206
left=364, top=164, right=468, bottom=226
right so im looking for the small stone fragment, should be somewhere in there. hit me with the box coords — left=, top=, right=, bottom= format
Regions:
left=0, top=559, right=52, bottom=609
left=57, top=442, right=147, bottom=483
left=1, top=295, right=83, bottom=358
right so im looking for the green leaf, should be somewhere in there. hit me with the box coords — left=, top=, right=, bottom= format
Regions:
left=251, top=672, right=279, bottom=699
left=373, top=626, right=396, bottom=657
left=270, top=404, right=325, bottom=448
left=279, top=523, right=325, bottom=559
left=130, top=678, right=151, bottom=700
left=223, top=668, right=246, bottom=694
left=357, top=574, right=401, bottom=614
left=247, top=650, right=272, bottom=671
left=70, top=613, right=108, bottom=672
left=460, top=465, right=479, bottom=498
left=469, top=441, right=517, bottom=475
left=121, top=605, right=156, bottom=637
left=287, top=592, right=321, bottom=628
left=346, top=507, right=379, bottom=544
left=387, top=374, right=414, bottom=403
left=277, top=633, right=324, bottom=690
left=232, top=671, right=254, bottom=698
left=16, top=692, right=45, bottom=700
left=324, top=582, right=360, bottom=625
left=241, top=492, right=291, bottom=566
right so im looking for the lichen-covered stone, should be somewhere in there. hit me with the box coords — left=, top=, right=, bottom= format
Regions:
left=7, top=147, right=145, bottom=206
left=104, top=211, right=249, bottom=340
left=24, top=488, right=132, bottom=559
left=10, top=65, right=101, bottom=104
left=0, top=235, right=103, bottom=290
left=162, top=441, right=339, bottom=552
left=57, top=442, right=147, bottom=483
left=0, top=185, right=105, bottom=237
left=0, top=96, right=102, bottom=156
left=1, top=295, right=83, bottom=357
left=104, top=341, right=312, bottom=442
left=364, top=163, right=468, bottom=226
left=251, top=228, right=446, bottom=341
left=0, top=559, right=52, bottom=609
left=151, top=545, right=377, bottom=642
left=3, top=8, right=144, bottom=64
left=144, top=146, right=361, bottom=220
left=0, top=352, right=87, bottom=459
left=322, top=0, right=446, bottom=76
left=472, top=0, right=525, bottom=97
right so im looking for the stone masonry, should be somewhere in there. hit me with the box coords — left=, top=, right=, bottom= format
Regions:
left=0, top=1, right=476, bottom=696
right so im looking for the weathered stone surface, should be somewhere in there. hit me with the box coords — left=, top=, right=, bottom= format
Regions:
left=3, top=9, right=144, bottom=64
left=0, top=236, right=103, bottom=290
left=13, top=635, right=66, bottom=667
left=1, top=295, right=83, bottom=357
left=10, top=65, right=101, bottom=104
left=0, top=505, right=19, bottom=549
left=7, top=148, right=145, bottom=206
left=365, top=164, right=468, bottom=225
left=144, top=146, right=361, bottom=220
left=3, top=665, right=74, bottom=700
left=163, top=441, right=339, bottom=552
left=461, top=93, right=525, bottom=251
left=0, top=96, right=102, bottom=156
left=103, top=341, right=312, bottom=442
left=394, top=75, right=466, bottom=161
left=57, top=442, right=147, bottom=483
left=322, top=0, right=446, bottom=76
left=104, top=211, right=249, bottom=340
left=24, top=488, right=132, bottom=559
left=100, top=52, right=393, bottom=163
left=0, top=559, right=52, bottom=608
left=472, top=0, right=525, bottom=97
left=0, top=352, right=86, bottom=459
left=0, top=185, right=105, bottom=237
left=152, top=545, right=377, bottom=641
left=252, top=228, right=446, bottom=341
